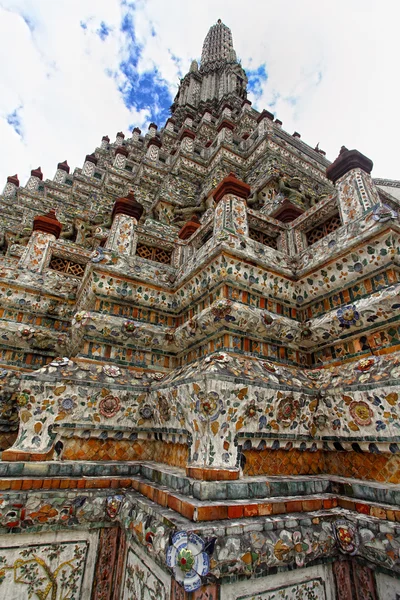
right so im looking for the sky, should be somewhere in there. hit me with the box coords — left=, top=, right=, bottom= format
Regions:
left=0, top=0, right=399, bottom=186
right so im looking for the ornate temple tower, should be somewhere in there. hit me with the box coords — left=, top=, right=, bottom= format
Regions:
left=171, top=19, right=247, bottom=121
left=0, top=18, right=399, bottom=600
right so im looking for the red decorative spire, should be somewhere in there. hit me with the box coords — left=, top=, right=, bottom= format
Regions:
left=7, top=174, right=19, bottom=187
left=111, top=191, right=144, bottom=221
left=31, top=167, right=43, bottom=180
left=116, top=131, right=125, bottom=139
left=33, top=209, right=62, bottom=238
left=57, top=160, right=70, bottom=173
left=213, top=172, right=251, bottom=203
left=102, top=135, right=110, bottom=142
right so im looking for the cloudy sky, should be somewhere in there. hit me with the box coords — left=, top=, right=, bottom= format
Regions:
left=0, top=0, right=399, bottom=186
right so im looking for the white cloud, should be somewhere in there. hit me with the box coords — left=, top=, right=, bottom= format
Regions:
left=0, top=0, right=150, bottom=185
left=0, top=0, right=399, bottom=185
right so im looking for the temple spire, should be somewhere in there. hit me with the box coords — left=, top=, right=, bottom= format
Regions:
left=200, top=19, right=236, bottom=68
left=171, top=19, right=247, bottom=119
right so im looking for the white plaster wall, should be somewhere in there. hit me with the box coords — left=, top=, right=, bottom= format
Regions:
left=220, top=563, right=336, bottom=600
left=0, top=529, right=99, bottom=599
left=375, top=572, right=400, bottom=599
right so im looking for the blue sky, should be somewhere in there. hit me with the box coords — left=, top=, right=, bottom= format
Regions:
left=0, top=0, right=399, bottom=185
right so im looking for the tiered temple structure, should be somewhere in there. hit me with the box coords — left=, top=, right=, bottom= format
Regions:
left=0, top=18, right=399, bottom=600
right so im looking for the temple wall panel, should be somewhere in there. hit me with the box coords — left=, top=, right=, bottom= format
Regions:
left=122, top=540, right=171, bottom=600
left=0, top=529, right=99, bottom=598
left=220, top=563, right=336, bottom=600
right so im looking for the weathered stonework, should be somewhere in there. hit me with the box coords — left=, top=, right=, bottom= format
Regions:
left=0, top=18, right=399, bottom=600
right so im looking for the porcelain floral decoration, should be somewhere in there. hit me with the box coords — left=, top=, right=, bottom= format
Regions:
left=166, top=531, right=210, bottom=592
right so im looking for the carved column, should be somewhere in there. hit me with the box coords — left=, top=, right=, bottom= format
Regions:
left=353, top=563, right=377, bottom=600
left=333, top=560, right=354, bottom=600
left=326, top=147, right=380, bottom=225
left=92, top=527, right=126, bottom=600
left=105, top=191, right=143, bottom=258
left=18, top=209, right=62, bottom=273
left=333, top=559, right=377, bottom=600
left=213, top=172, right=250, bottom=237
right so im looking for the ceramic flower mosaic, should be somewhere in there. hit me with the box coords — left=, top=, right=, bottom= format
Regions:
left=166, top=532, right=210, bottom=591
left=337, top=305, right=360, bottom=328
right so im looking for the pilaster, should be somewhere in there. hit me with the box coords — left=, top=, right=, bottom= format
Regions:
left=25, top=166, right=43, bottom=192
left=327, top=147, right=380, bottom=225
left=82, top=153, right=98, bottom=177
left=148, top=122, right=158, bottom=138
left=101, top=135, right=110, bottom=150
left=53, top=160, right=70, bottom=184
left=132, top=127, right=141, bottom=143
left=165, top=118, right=176, bottom=132
left=115, top=131, right=125, bottom=146
left=213, top=172, right=250, bottom=237
left=257, top=109, right=274, bottom=135
left=18, top=209, right=62, bottom=272
left=105, top=191, right=143, bottom=258
left=146, top=138, right=162, bottom=161
left=2, top=174, right=19, bottom=197
left=180, top=130, right=195, bottom=154
left=217, top=120, right=234, bottom=144
left=114, top=146, right=129, bottom=169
